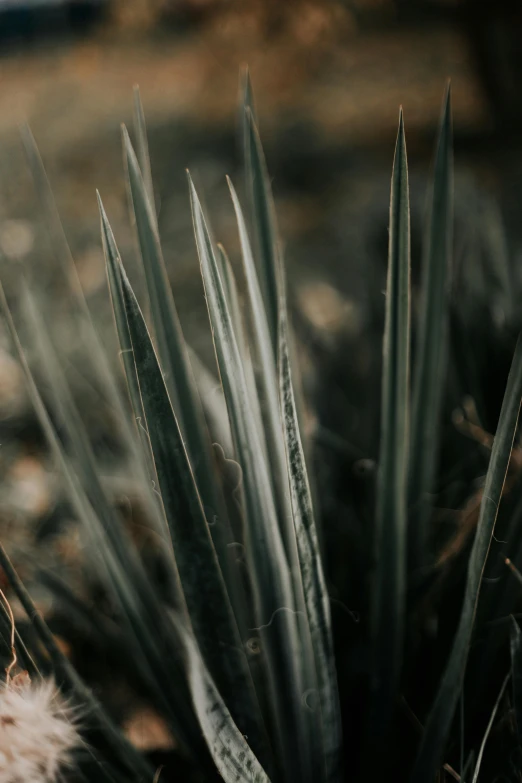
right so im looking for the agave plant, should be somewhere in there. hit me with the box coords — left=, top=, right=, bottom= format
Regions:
left=0, top=73, right=521, bottom=783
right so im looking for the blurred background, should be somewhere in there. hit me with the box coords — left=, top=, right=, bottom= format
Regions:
left=1, top=0, right=522, bottom=771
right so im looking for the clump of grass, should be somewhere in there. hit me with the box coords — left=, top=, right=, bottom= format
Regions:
left=0, top=73, right=521, bottom=783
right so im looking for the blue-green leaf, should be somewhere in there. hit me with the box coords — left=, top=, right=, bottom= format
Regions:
left=188, top=173, right=317, bottom=782
left=244, top=109, right=281, bottom=359
left=279, top=270, right=342, bottom=781
left=122, top=126, right=234, bottom=580
left=133, top=85, right=156, bottom=216
left=106, top=236, right=270, bottom=770
left=226, top=179, right=301, bottom=577
left=409, top=84, right=453, bottom=572
left=173, top=616, right=271, bottom=783
left=371, top=109, right=411, bottom=727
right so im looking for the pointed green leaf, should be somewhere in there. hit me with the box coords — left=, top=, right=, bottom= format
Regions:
left=216, top=242, right=267, bottom=465
left=240, top=65, right=257, bottom=129
left=122, top=129, right=216, bottom=492
left=241, top=90, right=312, bottom=475
left=122, top=125, right=187, bottom=424
left=110, top=249, right=270, bottom=770
left=411, top=334, right=522, bottom=782
left=240, top=65, right=257, bottom=209
left=409, top=84, right=453, bottom=571
left=371, top=110, right=411, bottom=725
left=227, top=178, right=302, bottom=580
left=189, top=173, right=318, bottom=782
left=122, top=130, right=238, bottom=582
left=98, top=193, right=159, bottom=487
left=131, top=86, right=235, bottom=473
left=133, top=85, right=156, bottom=217
left=279, top=274, right=342, bottom=781
left=244, top=108, right=281, bottom=359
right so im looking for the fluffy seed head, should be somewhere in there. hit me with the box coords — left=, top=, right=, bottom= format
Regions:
left=0, top=675, right=79, bottom=783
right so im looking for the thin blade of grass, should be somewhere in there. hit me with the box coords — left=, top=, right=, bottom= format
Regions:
left=470, top=672, right=510, bottom=783
left=279, top=269, right=342, bottom=781
left=111, top=247, right=271, bottom=771
left=371, top=109, right=411, bottom=727
left=411, top=334, right=522, bottom=783
left=408, top=84, right=453, bottom=572
left=510, top=617, right=522, bottom=741
left=173, top=616, right=271, bottom=783
left=188, top=173, right=318, bottom=782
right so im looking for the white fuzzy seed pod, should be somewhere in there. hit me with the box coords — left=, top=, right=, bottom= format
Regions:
left=0, top=676, right=79, bottom=783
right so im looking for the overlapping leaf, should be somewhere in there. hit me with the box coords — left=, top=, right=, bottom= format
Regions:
left=101, top=213, right=270, bottom=771
left=189, top=173, right=318, bottom=782
left=279, top=268, right=342, bottom=781
left=409, top=85, right=453, bottom=571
